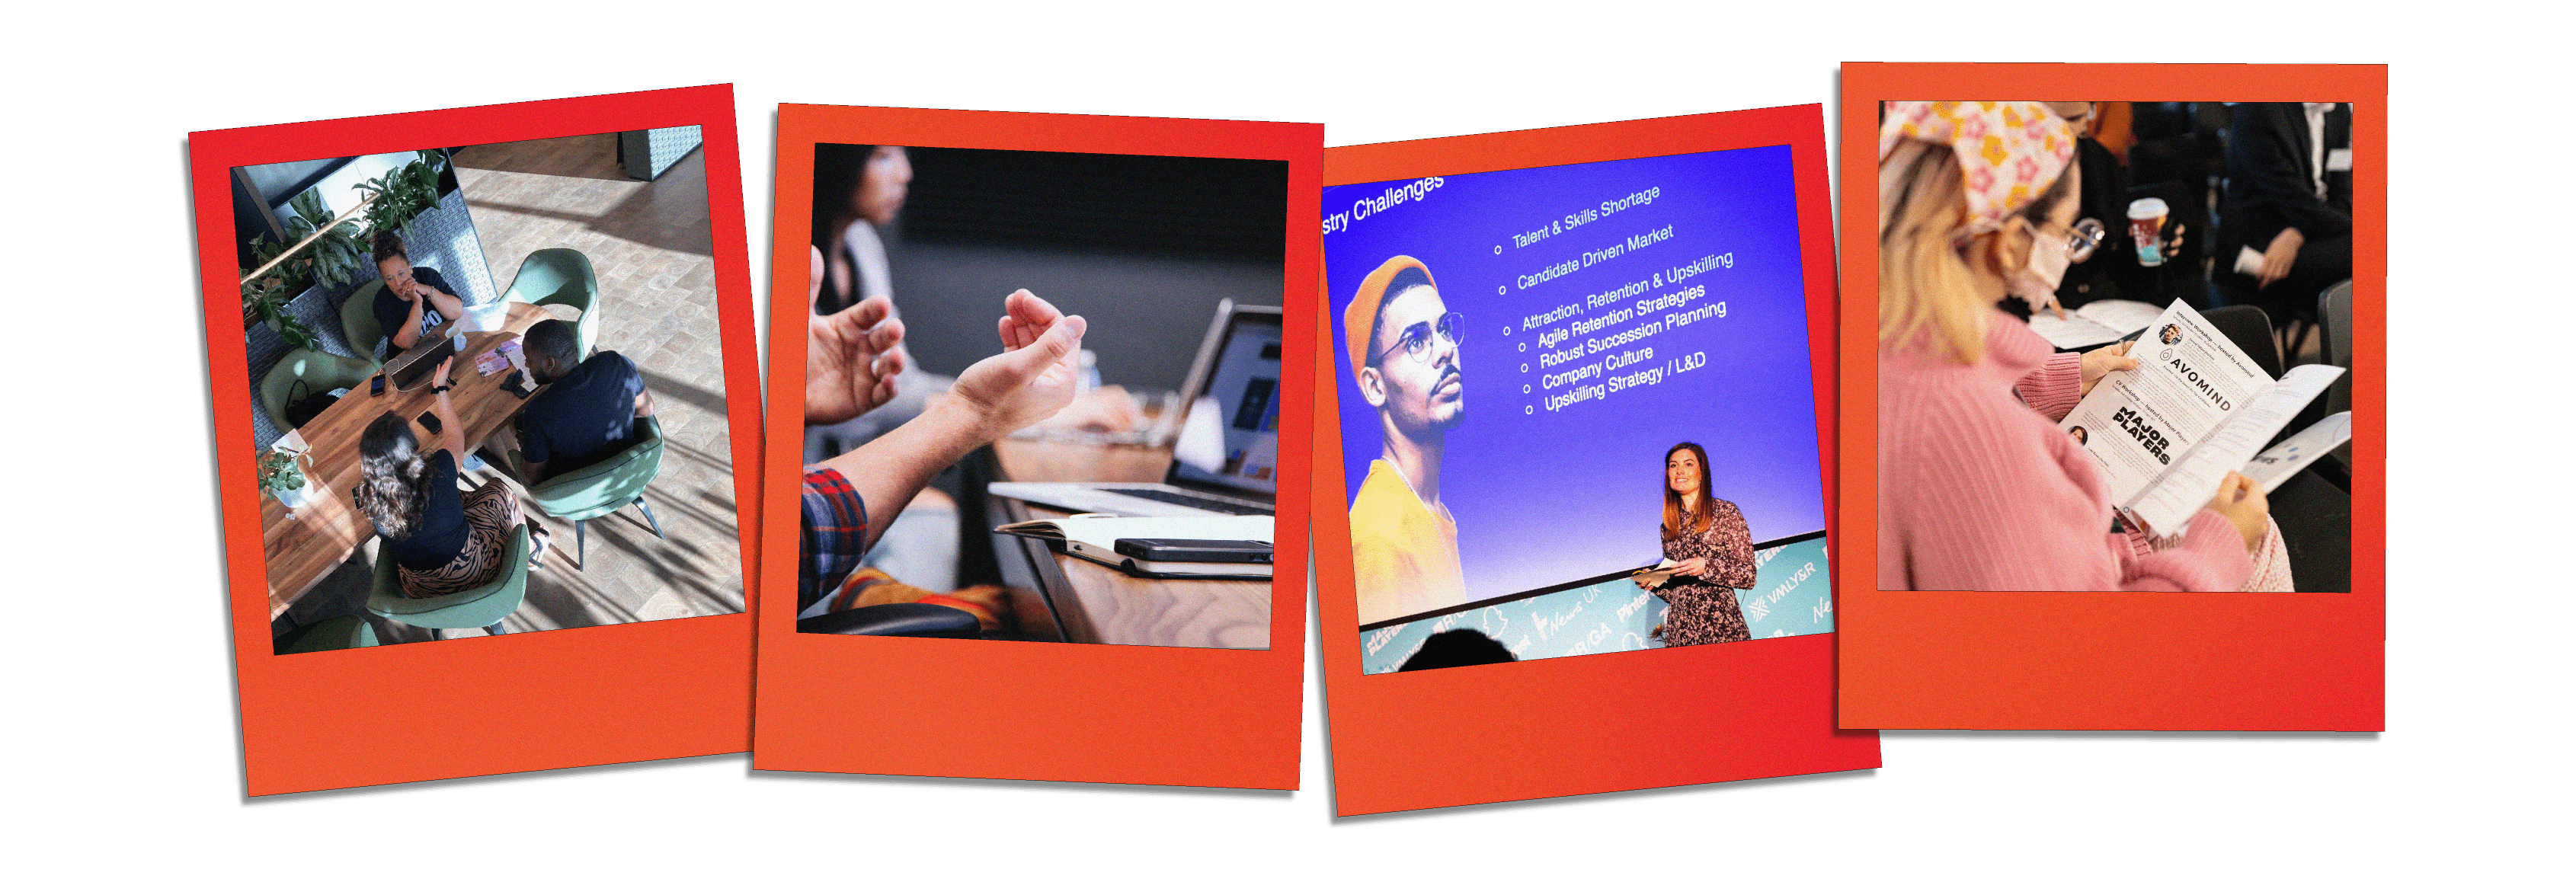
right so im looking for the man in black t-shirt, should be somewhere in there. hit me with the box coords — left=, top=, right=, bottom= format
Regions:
left=370, top=229, right=466, bottom=360
left=498, top=318, right=655, bottom=485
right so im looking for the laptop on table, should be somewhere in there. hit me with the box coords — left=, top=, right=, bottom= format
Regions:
left=989, top=300, right=1281, bottom=518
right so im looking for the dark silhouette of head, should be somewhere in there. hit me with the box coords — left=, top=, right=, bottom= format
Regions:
left=1397, top=628, right=1517, bottom=672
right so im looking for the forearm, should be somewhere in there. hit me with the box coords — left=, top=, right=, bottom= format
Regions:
left=392, top=301, right=424, bottom=347
left=814, top=395, right=1001, bottom=549
left=431, top=290, right=466, bottom=321
left=434, top=395, right=466, bottom=461
left=2015, top=353, right=2085, bottom=420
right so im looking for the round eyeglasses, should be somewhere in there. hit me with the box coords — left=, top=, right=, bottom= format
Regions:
left=1376, top=312, right=1464, bottom=364
left=2059, top=217, right=2107, bottom=262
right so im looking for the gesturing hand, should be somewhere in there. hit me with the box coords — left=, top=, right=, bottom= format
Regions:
left=805, top=246, right=908, bottom=426
left=2079, top=340, right=2139, bottom=397
left=950, top=289, right=1087, bottom=441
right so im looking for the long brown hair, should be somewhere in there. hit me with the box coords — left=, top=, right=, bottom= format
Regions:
left=1662, top=442, right=1714, bottom=540
left=354, top=413, right=429, bottom=540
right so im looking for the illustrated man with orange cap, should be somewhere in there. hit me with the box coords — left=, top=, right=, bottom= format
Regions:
left=1346, top=255, right=1469, bottom=624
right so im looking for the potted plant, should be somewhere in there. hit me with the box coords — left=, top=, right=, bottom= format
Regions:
left=258, top=448, right=312, bottom=509
left=241, top=189, right=367, bottom=350
left=354, top=149, right=452, bottom=240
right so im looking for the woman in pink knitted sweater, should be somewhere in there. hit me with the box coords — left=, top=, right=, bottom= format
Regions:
left=1876, top=101, right=2287, bottom=592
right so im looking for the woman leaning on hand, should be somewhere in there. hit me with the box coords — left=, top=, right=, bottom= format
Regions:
left=1876, top=101, right=2288, bottom=592
left=1643, top=441, right=1756, bottom=645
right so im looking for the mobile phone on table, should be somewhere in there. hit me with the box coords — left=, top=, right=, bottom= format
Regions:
left=370, top=373, right=387, bottom=396
left=415, top=411, right=443, bottom=435
left=1112, top=539, right=1272, bottom=564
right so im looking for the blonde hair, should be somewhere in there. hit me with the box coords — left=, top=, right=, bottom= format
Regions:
left=1877, top=139, right=2075, bottom=364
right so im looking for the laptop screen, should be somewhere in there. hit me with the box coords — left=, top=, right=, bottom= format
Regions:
left=1171, top=312, right=1283, bottom=497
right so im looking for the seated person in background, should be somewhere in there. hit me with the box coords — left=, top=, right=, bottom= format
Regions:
left=488, top=318, right=654, bottom=485
left=804, top=145, right=1136, bottom=462
left=371, top=229, right=466, bottom=360
left=798, top=286, right=1089, bottom=612
left=2220, top=102, right=2353, bottom=324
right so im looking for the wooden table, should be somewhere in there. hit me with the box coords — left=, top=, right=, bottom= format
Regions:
left=986, top=438, right=1271, bottom=650
left=260, top=302, right=548, bottom=619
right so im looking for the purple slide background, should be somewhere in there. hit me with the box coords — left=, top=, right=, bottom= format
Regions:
left=1324, top=146, right=1825, bottom=603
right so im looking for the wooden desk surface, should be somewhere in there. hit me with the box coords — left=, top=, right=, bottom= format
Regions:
left=259, top=302, right=547, bottom=618
left=990, top=438, right=1271, bottom=650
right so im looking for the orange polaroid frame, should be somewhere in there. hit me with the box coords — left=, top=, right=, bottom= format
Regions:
left=1312, top=107, right=1880, bottom=816
left=1835, top=64, right=2386, bottom=730
left=193, top=85, right=768, bottom=795
left=752, top=105, right=1318, bottom=788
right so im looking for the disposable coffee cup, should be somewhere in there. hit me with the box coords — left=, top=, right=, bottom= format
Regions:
left=2127, top=197, right=2170, bottom=267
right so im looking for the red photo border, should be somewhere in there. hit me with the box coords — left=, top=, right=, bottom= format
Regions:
left=1834, top=63, right=2386, bottom=730
left=1311, top=106, right=1880, bottom=816
left=751, top=105, right=1319, bottom=789
left=192, top=85, right=769, bottom=795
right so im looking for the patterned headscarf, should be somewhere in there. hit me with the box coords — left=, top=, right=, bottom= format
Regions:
left=1879, top=101, right=2076, bottom=233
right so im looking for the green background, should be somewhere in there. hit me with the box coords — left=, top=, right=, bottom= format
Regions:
left=14, top=2, right=2555, bottom=871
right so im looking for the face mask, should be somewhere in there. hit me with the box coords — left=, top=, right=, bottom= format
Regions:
left=2011, top=219, right=2072, bottom=312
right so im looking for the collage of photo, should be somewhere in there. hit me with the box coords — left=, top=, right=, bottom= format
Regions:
left=187, top=67, right=2382, bottom=811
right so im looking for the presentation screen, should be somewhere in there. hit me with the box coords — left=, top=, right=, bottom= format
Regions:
left=1325, top=146, right=1826, bottom=611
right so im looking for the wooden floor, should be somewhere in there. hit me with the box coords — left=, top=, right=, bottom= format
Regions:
left=280, top=133, right=745, bottom=644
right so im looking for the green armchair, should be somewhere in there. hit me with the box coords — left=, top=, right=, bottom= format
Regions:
left=502, top=248, right=601, bottom=357
left=258, top=348, right=376, bottom=429
left=340, top=280, right=387, bottom=363
left=367, top=524, right=532, bottom=639
left=521, top=415, right=665, bottom=569
left=276, top=615, right=382, bottom=654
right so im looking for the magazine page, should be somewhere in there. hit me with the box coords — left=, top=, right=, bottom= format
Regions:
left=2242, top=411, right=2355, bottom=493
left=2123, top=364, right=2344, bottom=535
left=2059, top=299, right=2274, bottom=503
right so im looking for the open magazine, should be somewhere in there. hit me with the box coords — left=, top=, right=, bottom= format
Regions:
left=2057, top=300, right=2347, bottom=539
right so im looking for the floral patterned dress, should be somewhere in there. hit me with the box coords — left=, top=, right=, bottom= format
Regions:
left=1653, top=498, right=1756, bottom=646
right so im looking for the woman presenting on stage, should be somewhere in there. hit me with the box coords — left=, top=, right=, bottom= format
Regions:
left=1638, top=441, right=1755, bottom=646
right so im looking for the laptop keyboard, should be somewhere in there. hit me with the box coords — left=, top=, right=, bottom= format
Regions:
left=1102, top=487, right=1272, bottom=516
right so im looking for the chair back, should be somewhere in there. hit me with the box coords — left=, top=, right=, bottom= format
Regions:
left=2196, top=305, right=2281, bottom=379
left=258, top=349, right=376, bottom=428
left=366, top=524, right=532, bottom=631
left=340, top=281, right=387, bottom=363
left=277, top=615, right=381, bottom=654
left=527, top=416, right=665, bottom=522
left=2320, top=280, right=2355, bottom=414
left=504, top=248, right=601, bottom=356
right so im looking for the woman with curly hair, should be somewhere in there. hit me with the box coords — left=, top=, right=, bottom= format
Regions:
left=355, top=360, right=545, bottom=598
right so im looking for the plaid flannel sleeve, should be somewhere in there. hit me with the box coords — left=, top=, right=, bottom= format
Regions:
left=799, top=467, right=870, bottom=613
